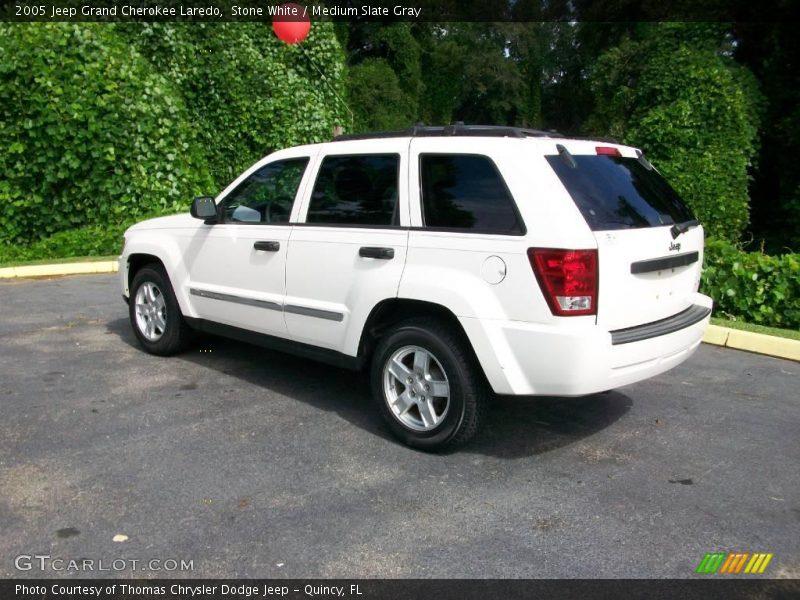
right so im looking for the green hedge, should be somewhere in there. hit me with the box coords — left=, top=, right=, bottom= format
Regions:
left=702, top=239, right=800, bottom=329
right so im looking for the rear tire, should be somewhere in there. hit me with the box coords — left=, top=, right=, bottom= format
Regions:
left=371, top=317, right=487, bottom=451
left=129, top=265, right=191, bottom=356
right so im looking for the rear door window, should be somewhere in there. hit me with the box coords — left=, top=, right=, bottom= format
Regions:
left=419, top=154, right=524, bottom=234
left=306, top=154, right=400, bottom=226
left=546, top=155, right=694, bottom=231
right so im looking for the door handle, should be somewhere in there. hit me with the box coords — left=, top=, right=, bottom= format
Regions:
left=359, top=246, right=394, bottom=260
left=253, top=241, right=280, bottom=252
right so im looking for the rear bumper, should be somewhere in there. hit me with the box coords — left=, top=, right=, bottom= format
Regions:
left=610, top=304, right=711, bottom=345
left=460, top=293, right=713, bottom=396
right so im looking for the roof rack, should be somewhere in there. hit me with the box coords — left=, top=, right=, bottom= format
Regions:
left=333, top=124, right=563, bottom=142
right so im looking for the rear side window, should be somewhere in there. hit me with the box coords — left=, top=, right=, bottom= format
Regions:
left=420, top=154, right=523, bottom=234
left=306, top=154, right=399, bottom=226
left=546, top=155, right=694, bottom=231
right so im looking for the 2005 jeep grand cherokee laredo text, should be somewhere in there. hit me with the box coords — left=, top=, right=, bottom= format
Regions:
left=120, top=125, right=712, bottom=451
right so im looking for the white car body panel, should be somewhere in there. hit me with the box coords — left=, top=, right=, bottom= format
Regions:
left=121, top=133, right=712, bottom=397
left=593, top=225, right=704, bottom=330
left=120, top=214, right=197, bottom=317
left=182, top=223, right=292, bottom=336
left=284, top=139, right=411, bottom=352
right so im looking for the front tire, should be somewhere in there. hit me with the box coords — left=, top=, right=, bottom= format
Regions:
left=129, top=265, right=191, bottom=356
left=371, top=317, right=487, bottom=451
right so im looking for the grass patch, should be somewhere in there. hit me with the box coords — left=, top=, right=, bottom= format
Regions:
left=0, top=255, right=117, bottom=269
left=711, top=317, right=800, bottom=342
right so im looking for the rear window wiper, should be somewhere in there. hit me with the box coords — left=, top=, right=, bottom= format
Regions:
left=670, top=219, right=700, bottom=239
left=556, top=144, right=577, bottom=169
left=635, top=149, right=654, bottom=171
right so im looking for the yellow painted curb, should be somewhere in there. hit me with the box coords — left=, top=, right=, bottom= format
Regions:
left=701, top=324, right=730, bottom=346
left=703, top=324, right=800, bottom=362
left=0, top=260, right=118, bottom=279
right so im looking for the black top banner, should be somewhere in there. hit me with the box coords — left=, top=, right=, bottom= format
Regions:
left=1, top=0, right=798, bottom=22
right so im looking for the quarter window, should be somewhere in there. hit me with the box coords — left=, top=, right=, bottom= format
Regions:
left=223, top=158, right=309, bottom=224
left=420, top=154, right=523, bottom=234
left=306, top=154, right=400, bottom=226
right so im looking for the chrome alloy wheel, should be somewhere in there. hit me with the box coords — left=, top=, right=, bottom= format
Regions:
left=383, top=345, right=450, bottom=432
left=134, top=282, right=167, bottom=342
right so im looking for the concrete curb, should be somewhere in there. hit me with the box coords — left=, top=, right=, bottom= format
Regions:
left=703, top=324, right=800, bottom=362
left=0, top=260, right=118, bottom=279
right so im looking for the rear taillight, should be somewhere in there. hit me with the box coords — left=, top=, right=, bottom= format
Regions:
left=528, top=248, right=598, bottom=316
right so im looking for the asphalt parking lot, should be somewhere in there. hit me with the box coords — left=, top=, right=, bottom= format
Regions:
left=1, top=273, right=798, bottom=579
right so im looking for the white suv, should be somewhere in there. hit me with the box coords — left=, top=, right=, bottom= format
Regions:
left=120, top=125, right=711, bottom=450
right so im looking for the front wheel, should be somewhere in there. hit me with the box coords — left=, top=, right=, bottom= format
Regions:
left=129, top=265, right=191, bottom=356
left=371, top=318, right=487, bottom=451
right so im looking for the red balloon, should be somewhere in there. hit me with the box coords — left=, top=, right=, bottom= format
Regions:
left=272, top=3, right=311, bottom=45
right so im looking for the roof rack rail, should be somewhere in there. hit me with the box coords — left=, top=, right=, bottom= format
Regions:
left=333, top=124, right=563, bottom=142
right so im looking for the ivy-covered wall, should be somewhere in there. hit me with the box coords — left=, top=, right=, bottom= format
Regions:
left=0, top=22, right=346, bottom=252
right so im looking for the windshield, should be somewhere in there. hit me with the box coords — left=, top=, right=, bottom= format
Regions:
left=546, top=155, right=694, bottom=231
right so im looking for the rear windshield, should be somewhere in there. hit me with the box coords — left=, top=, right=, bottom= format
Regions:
left=545, top=155, right=694, bottom=231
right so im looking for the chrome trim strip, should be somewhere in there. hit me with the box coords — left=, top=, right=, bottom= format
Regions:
left=189, top=288, right=344, bottom=322
left=610, top=304, right=711, bottom=345
left=284, top=304, right=344, bottom=322
left=189, top=288, right=282, bottom=312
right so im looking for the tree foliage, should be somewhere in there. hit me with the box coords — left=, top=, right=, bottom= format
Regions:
left=348, top=58, right=416, bottom=131
left=342, top=23, right=422, bottom=131
left=344, top=23, right=550, bottom=130
left=734, top=22, right=800, bottom=252
left=585, top=24, right=762, bottom=242
left=416, top=23, right=540, bottom=127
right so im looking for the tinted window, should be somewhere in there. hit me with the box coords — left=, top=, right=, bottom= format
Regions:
left=420, top=154, right=523, bottom=233
left=307, top=154, right=399, bottom=226
left=223, top=158, right=309, bottom=224
left=546, top=155, right=694, bottom=231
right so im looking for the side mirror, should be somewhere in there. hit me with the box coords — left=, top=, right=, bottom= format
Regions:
left=191, top=196, right=218, bottom=222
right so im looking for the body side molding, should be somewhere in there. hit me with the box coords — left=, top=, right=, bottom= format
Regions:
left=189, top=288, right=344, bottom=321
